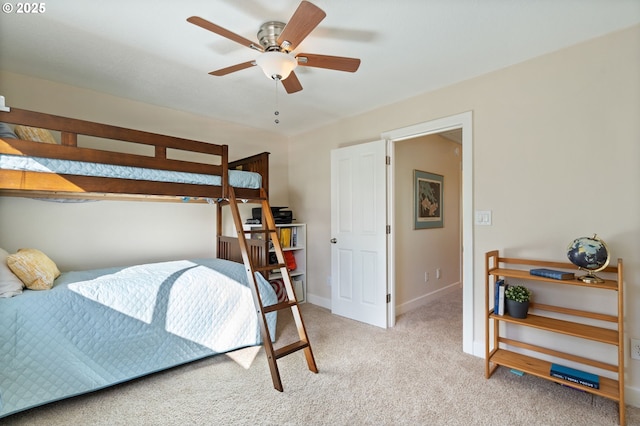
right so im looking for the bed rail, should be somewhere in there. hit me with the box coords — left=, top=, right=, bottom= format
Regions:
left=0, top=108, right=269, bottom=201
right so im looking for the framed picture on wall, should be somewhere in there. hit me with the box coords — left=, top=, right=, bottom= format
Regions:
left=414, top=170, right=443, bottom=229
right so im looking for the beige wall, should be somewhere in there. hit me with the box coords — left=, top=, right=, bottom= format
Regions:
left=394, top=134, right=461, bottom=312
left=288, top=25, right=640, bottom=404
left=0, top=71, right=289, bottom=270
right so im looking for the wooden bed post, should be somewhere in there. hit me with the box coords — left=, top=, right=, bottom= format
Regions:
left=220, top=144, right=229, bottom=199
left=216, top=202, right=223, bottom=257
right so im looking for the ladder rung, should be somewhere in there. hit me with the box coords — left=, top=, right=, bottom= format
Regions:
left=242, top=228, right=277, bottom=234
left=264, top=300, right=298, bottom=313
left=274, top=340, right=310, bottom=359
left=254, top=264, right=285, bottom=272
left=234, top=198, right=267, bottom=204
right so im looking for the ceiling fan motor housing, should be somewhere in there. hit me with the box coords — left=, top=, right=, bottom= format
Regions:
left=258, top=21, right=288, bottom=52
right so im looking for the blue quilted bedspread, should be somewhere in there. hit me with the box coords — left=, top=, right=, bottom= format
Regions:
left=0, top=258, right=276, bottom=417
left=0, top=154, right=262, bottom=189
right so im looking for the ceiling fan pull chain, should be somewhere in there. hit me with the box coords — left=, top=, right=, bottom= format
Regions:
left=274, top=79, right=280, bottom=124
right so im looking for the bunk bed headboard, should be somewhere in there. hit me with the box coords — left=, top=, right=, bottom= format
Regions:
left=230, top=152, right=269, bottom=199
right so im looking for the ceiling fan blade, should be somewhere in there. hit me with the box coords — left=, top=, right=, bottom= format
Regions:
left=282, top=71, right=303, bottom=94
left=209, top=61, right=256, bottom=76
left=296, top=53, right=361, bottom=72
left=187, top=16, right=263, bottom=52
left=277, top=1, right=326, bottom=51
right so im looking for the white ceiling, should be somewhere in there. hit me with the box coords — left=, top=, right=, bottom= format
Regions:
left=1, top=0, right=639, bottom=137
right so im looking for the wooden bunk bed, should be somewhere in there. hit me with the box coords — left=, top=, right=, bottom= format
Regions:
left=0, top=107, right=316, bottom=417
left=0, top=107, right=269, bottom=202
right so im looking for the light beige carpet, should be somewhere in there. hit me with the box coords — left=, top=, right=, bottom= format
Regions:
left=4, top=289, right=639, bottom=425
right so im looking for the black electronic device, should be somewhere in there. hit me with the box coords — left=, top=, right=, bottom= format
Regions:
left=251, top=207, right=293, bottom=224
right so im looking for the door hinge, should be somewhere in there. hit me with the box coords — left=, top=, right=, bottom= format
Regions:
left=386, top=225, right=391, bottom=234
left=385, top=155, right=390, bottom=165
left=386, top=294, right=391, bottom=303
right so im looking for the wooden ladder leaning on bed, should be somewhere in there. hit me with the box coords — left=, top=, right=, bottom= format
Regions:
left=227, top=186, right=318, bottom=391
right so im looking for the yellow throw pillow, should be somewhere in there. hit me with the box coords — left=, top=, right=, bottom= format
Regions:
left=7, top=248, right=61, bottom=290
left=14, top=125, right=57, bottom=144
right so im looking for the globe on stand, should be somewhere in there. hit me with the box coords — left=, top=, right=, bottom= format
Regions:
left=567, top=234, right=610, bottom=283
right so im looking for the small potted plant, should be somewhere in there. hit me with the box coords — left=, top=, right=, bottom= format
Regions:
left=505, top=285, right=532, bottom=319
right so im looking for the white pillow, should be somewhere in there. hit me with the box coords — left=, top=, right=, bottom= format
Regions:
left=0, top=248, right=24, bottom=297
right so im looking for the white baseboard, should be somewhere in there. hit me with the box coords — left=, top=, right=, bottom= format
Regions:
left=626, top=384, right=640, bottom=408
left=307, top=282, right=462, bottom=316
left=395, top=282, right=461, bottom=315
left=306, top=293, right=330, bottom=310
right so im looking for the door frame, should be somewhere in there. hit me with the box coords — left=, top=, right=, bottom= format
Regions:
left=382, top=111, right=474, bottom=355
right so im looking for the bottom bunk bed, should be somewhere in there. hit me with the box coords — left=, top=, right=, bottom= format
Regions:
left=0, top=256, right=277, bottom=418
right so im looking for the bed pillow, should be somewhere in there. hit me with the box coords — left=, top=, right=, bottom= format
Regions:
left=0, top=123, right=18, bottom=139
left=0, top=248, right=24, bottom=297
left=7, top=248, right=61, bottom=290
left=14, top=125, right=57, bottom=144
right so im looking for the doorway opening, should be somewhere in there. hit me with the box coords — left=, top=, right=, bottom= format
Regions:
left=382, top=111, right=474, bottom=355
left=392, top=131, right=462, bottom=312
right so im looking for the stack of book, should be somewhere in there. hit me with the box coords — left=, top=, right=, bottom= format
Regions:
left=278, top=227, right=298, bottom=248
left=550, top=363, right=599, bottom=389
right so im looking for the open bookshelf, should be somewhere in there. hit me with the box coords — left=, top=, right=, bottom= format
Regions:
left=485, top=250, right=625, bottom=425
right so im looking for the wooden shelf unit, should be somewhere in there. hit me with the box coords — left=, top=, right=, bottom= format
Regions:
left=244, top=223, right=306, bottom=302
left=484, top=250, right=625, bottom=425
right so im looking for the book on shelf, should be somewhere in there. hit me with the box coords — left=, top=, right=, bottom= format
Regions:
left=530, top=268, right=575, bottom=280
left=280, top=227, right=291, bottom=248
left=494, top=279, right=506, bottom=315
left=291, top=226, right=298, bottom=247
left=549, top=363, right=599, bottom=389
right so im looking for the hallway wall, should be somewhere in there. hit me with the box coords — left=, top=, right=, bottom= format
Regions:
left=394, top=134, right=462, bottom=313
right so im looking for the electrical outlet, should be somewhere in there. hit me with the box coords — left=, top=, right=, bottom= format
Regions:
left=631, top=338, right=640, bottom=360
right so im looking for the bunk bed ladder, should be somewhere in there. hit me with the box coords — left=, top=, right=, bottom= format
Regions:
left=227, top=186, right=318, bottom=391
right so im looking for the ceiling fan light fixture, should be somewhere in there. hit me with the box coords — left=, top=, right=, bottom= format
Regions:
left=255, top=51, right=297, bottom=81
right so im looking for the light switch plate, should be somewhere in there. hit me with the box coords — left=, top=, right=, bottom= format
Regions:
left=475, top=210, right=492, bottom=226
left=632, top=338, right=640, bottom=360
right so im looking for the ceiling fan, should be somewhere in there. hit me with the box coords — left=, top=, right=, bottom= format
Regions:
left=187, top=1, right=361, bottom=94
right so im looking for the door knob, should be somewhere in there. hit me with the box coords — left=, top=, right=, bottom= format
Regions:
left=330, top=238, right=337, bottom=244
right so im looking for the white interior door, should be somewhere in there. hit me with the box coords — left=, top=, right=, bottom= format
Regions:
left=330, top=140, right=388, bottom=328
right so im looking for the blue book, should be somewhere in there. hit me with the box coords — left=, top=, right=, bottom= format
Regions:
left=550, top=363, right=599, bottom=389
left=494, top=279, right=504, bottom=314
left=530, top=268, right=575, bottom=280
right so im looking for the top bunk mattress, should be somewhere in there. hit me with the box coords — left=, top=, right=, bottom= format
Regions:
left=0, top=153, right=262, bottom=189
